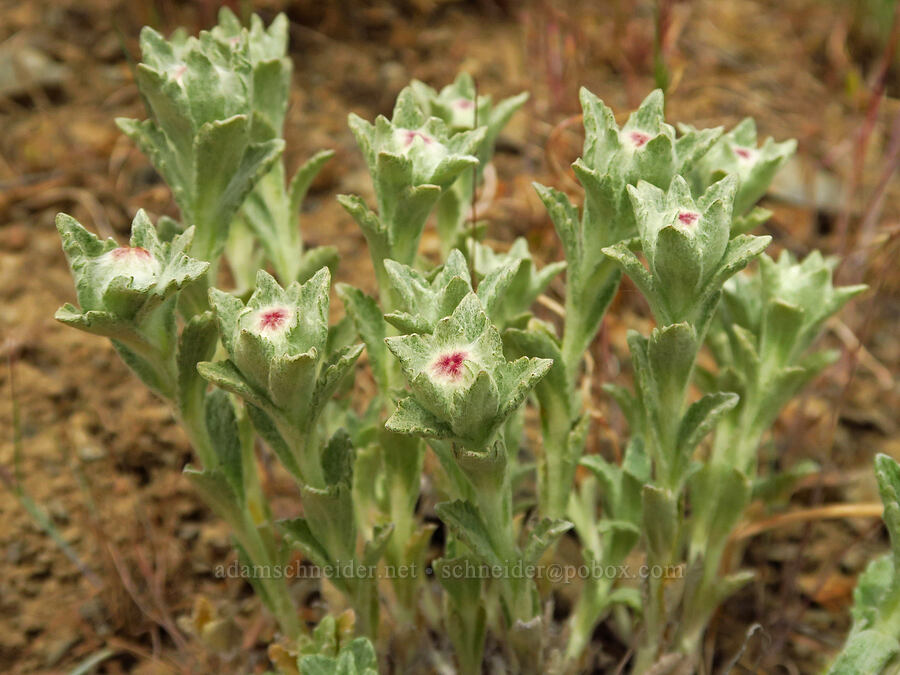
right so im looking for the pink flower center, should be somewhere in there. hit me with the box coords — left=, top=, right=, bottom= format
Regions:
left=171, top=64, right=187, bottom=83
left=433, top=350, right=468, bottom=380
left=678, top=211, right=700, bottom=226
left=257, top=307, right=291, bottom=332
left=734, top=146, right=756, bottom=161
left=402, top=130, right=434, bottom=146
left=629, top=131, right=651, bottom=148
left=453, top=99, right=474, bottom=110
left=111, top=246, right=152, bottom=260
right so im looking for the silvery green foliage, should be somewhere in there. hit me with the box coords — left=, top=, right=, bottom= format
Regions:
left=384, top=293, right=552, bottom=450
left=116, top=14, right=285, bottom=262
left=410, top=72, right=528, bottom=253
left=199, top=269, right=362, bottom=485
left=828, top=455, right=900, bottom=675
left=381, top=244, right=562, bottom=335
left=382, top=250, right=476, bottom=334
left=54, top=211, right=301, bottom=636
left=603, top=175, right=771, bottom=328
left=280, top=431, right=391, bottom=638
left=410, top=72, right=527, bottom=164
left=383, top=290, right=566, bottom=672
left=470, top=238, right=566, bottom=328
left=534, top=89, right=722, bottom=383
left=705, top=251, right=867, bottom=473
left=198, top=268, right=383, bottom=635
left=212, top=8, right=338, bottom=287
left=686, top=117, right=796, bottom=217
left=599, top=169, right=770, bottom=671
left=340, top=88, right=486, bottom=303
left=207, top=8, right=291, bottom=140
left=55, top=211, right=208, bottom=399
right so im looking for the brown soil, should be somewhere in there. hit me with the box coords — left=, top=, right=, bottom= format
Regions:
left=1, top=0, right=898, bottom=673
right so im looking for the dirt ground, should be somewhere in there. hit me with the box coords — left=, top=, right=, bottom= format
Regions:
left=1, top=0, right=898, bottom=673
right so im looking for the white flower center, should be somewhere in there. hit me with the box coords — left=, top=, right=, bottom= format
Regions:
left=99, top=246, right=160, bottom=289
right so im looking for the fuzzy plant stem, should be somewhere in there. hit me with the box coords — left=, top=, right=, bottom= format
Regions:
left=456, top=438, right=542, bottom=668
left=632, top=329, right=705, bottom=672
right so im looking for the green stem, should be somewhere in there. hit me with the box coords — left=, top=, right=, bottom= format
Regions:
left=281, top=422, right=325, bottom=489
left=239, top=517, right=303, bottom=639
left=537, top=386, right=579, bottom=520
left=566, top=575, right=613, bottom=662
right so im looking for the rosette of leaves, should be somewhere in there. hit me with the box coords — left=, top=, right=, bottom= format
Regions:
left=534, top=88, right=721, bottom=385
left=470, top=238, right=566, bottom=328
left=212, top=8, right=338, bottom=287
left=199, top=268, right=363, bottom=487
left=828, top=454, right=900, bottom=675
left=382, top=244, right=561, bottom=335
left=603, top=175, right=771, bottom=329
left=383, top=292, right=552, bottom=450
left=55, top=211, right=208, bottom=401
left=686, top=117, right=796, bottom=220
left=340, top=88, right=485, bottom=305
left=409, top=72, right=527, bottom=161
left=704, top=250, right=867, bottom=474
left=208, top=7, right=290, bottom=140
left=116, top=20, right=284, bottom=263
left=409, top=72, right=529, bottom=253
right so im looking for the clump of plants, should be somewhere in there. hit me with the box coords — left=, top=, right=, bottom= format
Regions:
left=53, top=8, right=884, bottom=674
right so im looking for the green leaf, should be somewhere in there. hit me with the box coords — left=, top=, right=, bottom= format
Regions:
left=295, top=246, right=340, bottom=284
left=313, top=343, right=363, bottom=411
left=184, top=466, right=243, bottom=530
left=523, top=518, right=573, bottom=564
left=826, top=629, right=899, bottom=675
left=280, top=517, right=332, bottom=569
left=385, top=397, right=453, bottom=439
left=676, top=392, right=739, bottom=459
left=204, top=389, right=244, bottom=501
left=533, top=183, right=581, bottom=282
left=688, top=462, right=750, bottom=556
left=289, top=149, right=335, bottom=216
left=876, top=454, right=900, bottom=566
left=435, top=500, right=501, bottom=566
left=336, top=283, right=390, bottom=392
left=176, top=309, right=218, bottom=418
left=197, top=360, right=269, bottom=410
left=246, top=404, right=302, bottom=481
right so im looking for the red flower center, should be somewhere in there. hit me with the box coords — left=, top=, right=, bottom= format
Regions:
left=454, top=99, right=474, bottom=109
left=258, top=308, right=290, bottom=332
left=111, top=246, right=152, bottom=260
left=629, top=131, right=651, bottom=148
left=734, top=147, right=753, bottom=160
left=433, top=350, right=467, bottom=380
left=678, top=211, right=700, bottom=226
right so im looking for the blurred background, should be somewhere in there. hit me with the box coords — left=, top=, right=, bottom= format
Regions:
left=0, top=0, right=898, bottom=672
